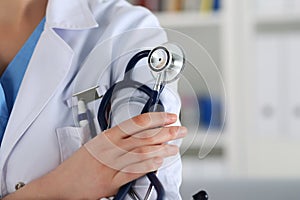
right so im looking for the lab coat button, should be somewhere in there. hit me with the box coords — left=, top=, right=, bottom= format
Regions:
left=15, top=182, right=25, bottom=190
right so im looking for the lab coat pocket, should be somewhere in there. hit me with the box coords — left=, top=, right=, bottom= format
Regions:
left=56, top=124, right=91, bottom=162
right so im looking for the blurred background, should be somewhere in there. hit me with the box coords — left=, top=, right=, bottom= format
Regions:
left=128, top=0, right=300, bottom=199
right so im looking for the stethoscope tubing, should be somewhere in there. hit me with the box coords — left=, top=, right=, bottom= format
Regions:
left=97, top=50, right=166, bottom=200
left=97, top=79, right=164, bottom=130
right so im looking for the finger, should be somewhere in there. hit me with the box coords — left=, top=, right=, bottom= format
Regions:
left=115, top=144, right=178, bottom=170
left=107, top=112, right=177, bottom=140
left=113, top=157, right=164, bottom=185
left=122, top=157, right=163, bottom=174
left=121, top=126, right=187, bottom=150
left=85, top=133, right=179, bottom=172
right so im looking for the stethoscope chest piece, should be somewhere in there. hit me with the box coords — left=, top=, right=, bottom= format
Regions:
left=148, top=43, right=185, bottom=84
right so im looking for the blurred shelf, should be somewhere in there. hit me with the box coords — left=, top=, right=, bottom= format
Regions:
left=155, top=11, right=222, bottom=28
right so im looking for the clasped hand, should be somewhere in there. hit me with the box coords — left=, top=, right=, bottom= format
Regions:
left=6, top=112, right=186, bottom=199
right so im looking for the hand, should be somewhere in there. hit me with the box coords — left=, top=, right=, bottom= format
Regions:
left=5, top=112, right=186, bottom=199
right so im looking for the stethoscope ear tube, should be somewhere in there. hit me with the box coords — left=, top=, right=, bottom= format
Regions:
left=114, top=181, right=135, bottom=200
left=141, top=85, right=165, bottom=114
left=97, top=80, right=164, bottom=131
left=146, top=172, right=165, bottom=200
left=125, top=50, right=151, bottom=76
left=97, top=83, right=116, bottom=130
left=97, top=80, right=165, bottom=200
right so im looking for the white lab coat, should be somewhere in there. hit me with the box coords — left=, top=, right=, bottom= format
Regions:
left=0, top=0, right=182, bottom=199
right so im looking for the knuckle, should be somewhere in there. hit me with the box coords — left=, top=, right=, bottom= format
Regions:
left=168, top=126, right=179, bottom=137
left=135, top=146, right=150, bottom=155
left=145, top=161, right=157, bottom=171
left=138, top=153, right=150, bottom=161
left=144, top=136, right=155, bottom=144
left=143, top=128, right=161, bottom=139
left=132, top=113, right=151, bottom=127
left=141, top=128, right=164, bottom=144
left=133, top=153, right=149, bottom=162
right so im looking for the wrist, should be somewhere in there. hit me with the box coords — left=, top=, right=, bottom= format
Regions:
left=2, top=171, right=64, bottom=199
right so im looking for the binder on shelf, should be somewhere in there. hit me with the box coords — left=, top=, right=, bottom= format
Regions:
left=134, top=0, right=160, bottom=11
left=286, top=33, right=300, bottom=137
left=200, top=0, right=213, bottom=13
left=213, top=0, right=221, bottom=11
left=129, top=0, right=222, bottom=13
left=161, top=0, right=183, bottom=12
left=255, top=33, right=300, bottom=137
left=254, top=33, right=282, bottom=136
left=183, top=0, right=201, bottom=11
left=198, top=95, right=222, bottom=130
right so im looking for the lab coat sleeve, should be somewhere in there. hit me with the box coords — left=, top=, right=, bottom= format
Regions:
left=101, top=5, right=183, bottom=200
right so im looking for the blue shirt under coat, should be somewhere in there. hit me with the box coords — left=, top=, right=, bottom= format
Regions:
left=0, top=18, right=45, bottom=146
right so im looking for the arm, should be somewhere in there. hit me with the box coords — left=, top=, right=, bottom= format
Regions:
left=3, top=113, right=186, bottom=199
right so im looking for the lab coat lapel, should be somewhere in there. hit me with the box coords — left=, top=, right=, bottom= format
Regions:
left=46, top=0, right=98, bottom=29
left=0, top=28, right=74, bottom=166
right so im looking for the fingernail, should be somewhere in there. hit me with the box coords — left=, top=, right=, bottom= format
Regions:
left=167, top=113, right=177, bottom=123
left=154, top=157, right=163, bottom=164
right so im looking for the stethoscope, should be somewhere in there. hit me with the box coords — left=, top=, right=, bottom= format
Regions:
left=97, top=43, right=185, bottom=200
